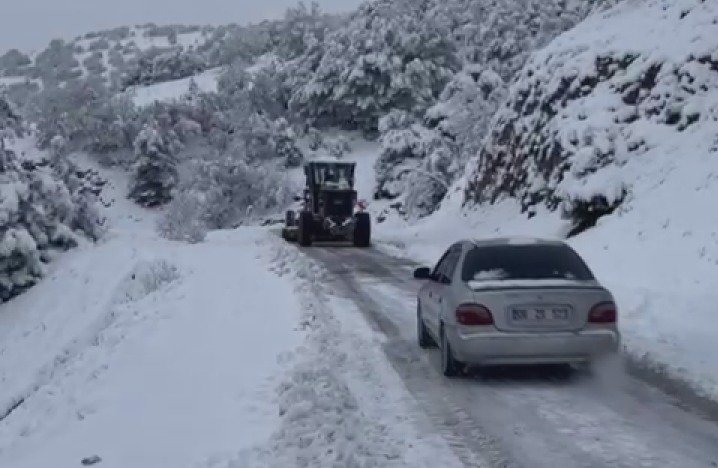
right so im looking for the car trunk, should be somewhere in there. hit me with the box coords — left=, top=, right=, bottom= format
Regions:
left=469, top=280, right=609, bottom=333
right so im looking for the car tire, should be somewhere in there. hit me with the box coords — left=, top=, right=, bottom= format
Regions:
left=417, top=305, right=435, bottom=349
left=353, top=212, right=371, bottom=247
left=441, top=325, right=462, bottom=378
left=298, top=212, right=313, bottom=247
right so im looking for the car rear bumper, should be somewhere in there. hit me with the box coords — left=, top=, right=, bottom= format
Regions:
left=448, top=326, right=620, bottom=365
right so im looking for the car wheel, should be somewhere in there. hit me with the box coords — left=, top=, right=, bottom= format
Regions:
left=417, top=305, right=435, bottom=349
left=441, top=325, right=462, bottom=378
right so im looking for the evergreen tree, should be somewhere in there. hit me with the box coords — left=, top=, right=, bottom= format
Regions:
left=128, top=123, right=180, bottom=207
left=1, top=96, right=103, bottom=302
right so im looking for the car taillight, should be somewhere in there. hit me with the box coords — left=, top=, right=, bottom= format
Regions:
left=588, top=301, right=617, bottom=323
left=456, top=304, right=493, bottom=326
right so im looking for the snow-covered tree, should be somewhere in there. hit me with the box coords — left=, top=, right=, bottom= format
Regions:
left=123, top=49, right=206, bottom=88
left=273, top=118, right=304, bottom=167
left=374, top=109, right=453, bottom=217
left=269, top=2, right=342, bottom=61
left=27, top=80, right=138, bottom=156
left=1, top=97, right=103, bottom=302
left=128, top=123, right=181, bottom=207
left=374, top=0, right=604, bottom=217
left=0, top=49, right=32, bottom=75
left=33, top=39, right=82, bottom=84
left=0, top=93, right=22, bottom=142
left=291, top=0, right=459, bottom=134
left=216, top=65, right=303, bottom=166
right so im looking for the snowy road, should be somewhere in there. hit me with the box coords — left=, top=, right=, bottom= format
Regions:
left=302, top=243, right=718, bottom=468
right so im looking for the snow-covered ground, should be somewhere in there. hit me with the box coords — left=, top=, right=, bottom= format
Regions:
left=0, top=154, right=461, bottom=467
left=127, top=67, right=223, bottom=107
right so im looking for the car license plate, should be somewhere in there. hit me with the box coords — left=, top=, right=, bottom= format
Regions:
left=511, top=306, right=571, bottom=323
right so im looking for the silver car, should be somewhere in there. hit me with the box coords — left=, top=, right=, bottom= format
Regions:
left=414, top=238, right=620, bottom=377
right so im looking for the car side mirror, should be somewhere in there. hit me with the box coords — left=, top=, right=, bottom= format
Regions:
left=293, top=195, right=302, bottom=202
left=413, top=267, right=431, bottom=280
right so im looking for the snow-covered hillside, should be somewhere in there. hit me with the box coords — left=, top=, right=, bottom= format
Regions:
left=466, top=0, right=718, bottom=224
left=377, top=0, right=718, bottom=401
left=0, top=24, right=217, bottom=99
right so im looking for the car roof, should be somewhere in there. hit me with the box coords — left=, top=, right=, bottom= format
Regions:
left=468, top=237, right=567, bottom=247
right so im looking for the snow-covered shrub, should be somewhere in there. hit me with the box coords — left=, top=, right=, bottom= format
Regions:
left=466, top=0, right=718, bottom=232
left=1, top=98, right=104, bottom=302
left=128, top=123, right=180, bottom=207
left=157, top=191, right=207, bottom=243
left=115, top=259, right=180, bottom=303
left=162, top=147, right=293, bottom=237
left=273, top=118, right=304, bottom=167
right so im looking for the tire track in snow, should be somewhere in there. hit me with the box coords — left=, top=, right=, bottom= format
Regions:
left=229, top=238, right=471, bottom=468
left=297, top=244, right=507, bottom=468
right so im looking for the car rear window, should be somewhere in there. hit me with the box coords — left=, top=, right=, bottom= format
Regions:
left=461, top=244, right=595, bottom=282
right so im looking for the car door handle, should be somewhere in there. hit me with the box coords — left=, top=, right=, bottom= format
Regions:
left=438, top=296, right=442, bottom=304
